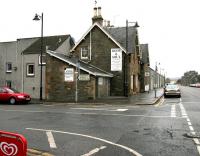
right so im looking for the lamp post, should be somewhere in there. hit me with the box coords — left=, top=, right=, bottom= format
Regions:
left=154, top=62, right=158, bottom=98
left=125, top=20, right=139, bottom=97
left=33, top=13, right=43, bottom=100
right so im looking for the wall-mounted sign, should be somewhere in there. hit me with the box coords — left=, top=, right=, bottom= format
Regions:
left=145, top=72, right=150, bottom=77
left=111, top=48, right=122, bottom=71
left=64, top=68, right=74, bottom=82
left=98, top=77, right=103, bottom=85
left=145, top=85, right=149, bottom=91
left=79, top=74, right=90, bottom=81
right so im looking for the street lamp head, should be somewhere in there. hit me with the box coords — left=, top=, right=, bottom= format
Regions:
left=134, top=22, right=139, bottom=28
left=33, top=14, right=41, bottom=21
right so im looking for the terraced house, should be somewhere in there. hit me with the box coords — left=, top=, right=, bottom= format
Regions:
left=0, top=35, right=74, bottom=99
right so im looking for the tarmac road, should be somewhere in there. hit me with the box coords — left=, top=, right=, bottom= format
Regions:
left=0, top=86, right=199, bottom=156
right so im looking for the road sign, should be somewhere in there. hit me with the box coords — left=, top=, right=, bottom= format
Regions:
left=0, top=130, right=27, bottom=156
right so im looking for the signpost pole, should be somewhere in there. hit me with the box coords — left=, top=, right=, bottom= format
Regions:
left=75, top=61, right=80, bottom=103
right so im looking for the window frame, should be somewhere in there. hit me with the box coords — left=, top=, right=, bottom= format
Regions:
left=81, top=47, right=89, bottom=60
left=39, top=55, right=46, bottom=65
left=26, top=63, right=35, bottom=77
left=6, top=62, right=12, bottom=73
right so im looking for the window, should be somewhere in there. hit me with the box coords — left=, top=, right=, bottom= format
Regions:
left=27, top=64, right=35, bottom=76
left=6, top=80, right=12, bottom=88
left=6, top=62, right=12, bottom=73
left=81, top=47, right=89, bottom=59
left=39, top=55, right=46, bottom=65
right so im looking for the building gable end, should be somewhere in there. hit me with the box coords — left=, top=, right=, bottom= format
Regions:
left=71, top=23, right=127, bottom=53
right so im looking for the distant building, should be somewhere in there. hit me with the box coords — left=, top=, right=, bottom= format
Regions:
left=140, top=44, right=150, bottom=92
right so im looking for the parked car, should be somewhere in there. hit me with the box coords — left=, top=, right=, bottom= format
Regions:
left=0, top=87, right=31, bottom=104
left=164, top=84, right=181, bottom=98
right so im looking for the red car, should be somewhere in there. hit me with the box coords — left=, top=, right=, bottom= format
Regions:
left=0, top=87, right=31, bottom=104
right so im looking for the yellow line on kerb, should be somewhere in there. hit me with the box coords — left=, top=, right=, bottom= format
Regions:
left=155, top=97, right=165, bottom=107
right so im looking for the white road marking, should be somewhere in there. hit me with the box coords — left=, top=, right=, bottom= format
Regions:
left=187, top=118, right=190, bottom=122
left=0, top=109, right=44, bottom=113
left=188, top=122, right=192, bottom=126
left=71, top=108, right=128, bottom=112
left=26, top=128, right=143, bottom=156
left=171, top=105, right=176, bottom=117
left=189, top=126, right=194, bottom=132
left=81, top=146, right=106, bottom=156
left=116, top=109, right=128, bottom=111
left=46, top=131, right=57, bottom=148
left=0, top=108, right=183, bottom=118
left=71, top=108, right=108, bottom=111
left=193, top=138, right=200, bottom=145
left=179, top=99, right=200, bottom=155
left=197, top=146, right=200, bottom=155
left=64, top=111, right=183, bottom=118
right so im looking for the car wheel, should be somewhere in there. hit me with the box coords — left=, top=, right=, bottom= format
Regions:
left=9, top=97, right=16, bottom=104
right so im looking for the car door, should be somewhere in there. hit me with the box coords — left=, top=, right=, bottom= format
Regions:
left=0, top=88, right=9, bottom=102
left=0, top=87, right=5, bottom=101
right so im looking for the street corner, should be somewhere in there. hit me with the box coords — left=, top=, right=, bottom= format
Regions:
left=27, top=149, right=54, bottom=156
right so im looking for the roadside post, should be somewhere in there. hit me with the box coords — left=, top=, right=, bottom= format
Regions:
left=0, top=130, right=27, bottom=156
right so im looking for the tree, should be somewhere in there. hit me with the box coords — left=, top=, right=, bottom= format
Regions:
left=165, top=78, right=171, bottom=83
left=176, top=79, right=181, bottom=84
left=181, top=70, right=199, bottom=86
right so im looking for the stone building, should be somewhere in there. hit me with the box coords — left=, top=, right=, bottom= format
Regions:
left=71, top=7, right=141, bottom=96
left=140, top=44, right=150, bottom=92
left=46, top=50, right=113, bottom=102
left=45, top=7, right=142, bottom=102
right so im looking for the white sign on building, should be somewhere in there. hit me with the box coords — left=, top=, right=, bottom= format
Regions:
left=145, top=72, right=150, bottom=77
left=111, top=48, right=122, bottom=71
left=64, top=68, right=74, bottom=82
left=79, top=74, right=90, bottom=81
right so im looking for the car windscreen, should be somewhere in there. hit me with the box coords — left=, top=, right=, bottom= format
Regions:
left=6, top=88, right=20, bottom=93
left=166, top=85, right=179, bottom=90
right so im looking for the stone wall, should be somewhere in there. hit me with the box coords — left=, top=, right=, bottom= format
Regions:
left=73, top=26, right=125, bottom=96
left=46, top=54, right=97, bottom=102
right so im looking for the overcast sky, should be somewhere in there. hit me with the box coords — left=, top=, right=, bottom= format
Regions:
left=1, top=0, right=200, bottom=78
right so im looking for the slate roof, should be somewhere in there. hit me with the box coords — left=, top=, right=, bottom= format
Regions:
left=140, top=44, right=150, bottom=64
left=22, top=35, right=71, bottom=54
left=47, top=50, right=113, bottom=77
left=104, top=26, right=137, bottom=53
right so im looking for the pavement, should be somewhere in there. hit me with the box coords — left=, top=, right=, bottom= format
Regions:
left=28, top=88, right=163, bottom=156
left=31, top=88, right=164, bottom=106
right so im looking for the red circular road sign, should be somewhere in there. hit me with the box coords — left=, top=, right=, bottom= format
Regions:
left=0, top=130, right=27, bottom=156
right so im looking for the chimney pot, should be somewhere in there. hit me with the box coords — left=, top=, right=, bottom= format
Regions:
left=93, top=7, right=97, bottom=17
left=107, top=20, right=110, bottom=27
left=97, top=7, right=102, bottom=16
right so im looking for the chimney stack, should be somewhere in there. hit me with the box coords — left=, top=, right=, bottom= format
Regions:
left=92, top=6, right=103, bottom=26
